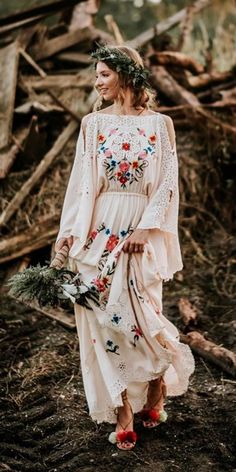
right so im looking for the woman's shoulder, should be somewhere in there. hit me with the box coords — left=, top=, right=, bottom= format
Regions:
left=158, top=112, right=174, bottom=127
left=81, top=107, right=113, bottom=130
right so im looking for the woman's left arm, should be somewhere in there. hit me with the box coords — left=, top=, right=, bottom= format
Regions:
left=123, top=115, right=179, bottom=254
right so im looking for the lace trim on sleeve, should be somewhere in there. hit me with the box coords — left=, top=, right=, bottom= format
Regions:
left=137, top=114, right=179, bottom=235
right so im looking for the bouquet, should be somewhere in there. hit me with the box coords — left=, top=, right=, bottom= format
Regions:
left=6, top=244, right=100, bottom=310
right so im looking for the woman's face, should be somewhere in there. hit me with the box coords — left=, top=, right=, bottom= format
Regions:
left=95, top=61, right=120, bottom=101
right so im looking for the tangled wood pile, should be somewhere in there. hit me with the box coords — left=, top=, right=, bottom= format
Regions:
left=0, top=0, right=235, bottom=375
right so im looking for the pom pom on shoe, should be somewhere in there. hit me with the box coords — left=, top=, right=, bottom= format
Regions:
left=140, top=408, right=167, bottom=423
left=148, top=409, right=161, bottom=421
left=116, top=430, right=137, bottom=443
left=125, top=431, right=137, bottom=443
left=108, top=432, right=117, bottom=444
left=159, top=410, right=168, bottom=422
left=109, top=430, right=137, bottom=444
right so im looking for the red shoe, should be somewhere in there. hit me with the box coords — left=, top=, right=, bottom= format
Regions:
left=140, top=407, right=168, bottom=428
left=108, top=390, right=137, bottom=450
left=140, top=376, right=168, bottom=428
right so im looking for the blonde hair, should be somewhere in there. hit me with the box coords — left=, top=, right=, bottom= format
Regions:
left=92, top=45, right=157, bottom=112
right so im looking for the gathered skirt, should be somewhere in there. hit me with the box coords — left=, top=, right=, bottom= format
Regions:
left=68, top=191, right=195, bottom=423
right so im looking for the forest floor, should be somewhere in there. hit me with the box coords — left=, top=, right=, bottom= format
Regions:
left=0, top=259, right=235, bottom=472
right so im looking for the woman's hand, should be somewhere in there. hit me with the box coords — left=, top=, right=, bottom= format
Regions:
left=122, top=229, right=150, bottom=254
left=55, top=235, right=74, bottom=253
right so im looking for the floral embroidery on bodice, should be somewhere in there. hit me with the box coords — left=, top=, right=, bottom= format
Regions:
left=96, top=123, right=158, bottom=190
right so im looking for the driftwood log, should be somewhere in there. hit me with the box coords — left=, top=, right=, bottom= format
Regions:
left=181, top=331, right=236, bottom=377
left=0, top=41, right=20, bottom=150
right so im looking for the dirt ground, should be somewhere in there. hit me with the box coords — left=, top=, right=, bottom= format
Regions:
left=0, top=261, right=235, bottom=472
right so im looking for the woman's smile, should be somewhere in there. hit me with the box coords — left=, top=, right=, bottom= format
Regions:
left=95, top=61, right=119, bottom=101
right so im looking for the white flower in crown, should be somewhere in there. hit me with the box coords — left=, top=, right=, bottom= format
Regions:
left=108, top=432, right=117, bottom=444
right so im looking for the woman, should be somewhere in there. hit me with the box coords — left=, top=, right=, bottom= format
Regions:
left=55, top=45, right=195, bottom=450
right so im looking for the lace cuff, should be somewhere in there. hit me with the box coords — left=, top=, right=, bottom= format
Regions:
left=137, top=115, right=179, bottom=235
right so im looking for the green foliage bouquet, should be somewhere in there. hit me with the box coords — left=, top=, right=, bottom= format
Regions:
left=6, top=244, right=100, bottom=310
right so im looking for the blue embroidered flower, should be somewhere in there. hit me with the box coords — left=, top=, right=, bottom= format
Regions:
left=111, top=314, right=121, bottom=325
left=105, top=228, right=111, bottom=235
left=106, top=340, right=120, bottom=355
left=120, top=230, right=127, bottom=237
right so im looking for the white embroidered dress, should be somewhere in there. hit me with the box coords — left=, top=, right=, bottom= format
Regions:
left=56, top=112, right=195, bottom=423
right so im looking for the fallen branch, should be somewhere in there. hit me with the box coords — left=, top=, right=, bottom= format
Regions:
left=127, top=0, right=212, bottom=49
left=0, top=120, right=78, bottom=229
left=0, top=126, right=29, bottom=179
left=0, top=214, right=60, bottom=263
left=181, top=331, right=236, bottom=377
left=0, top=41, right=20, bottom=150
left=152, top=66, right=236, bottom=134
left=30, top=26, right=95, bottom=61
left=19, top=48, right=82, bottom=122
left=188, top=70, right=233, bottom=89
left=151, top=65, right=200, bottom=107
left=149, top=51, right=204, bottom=75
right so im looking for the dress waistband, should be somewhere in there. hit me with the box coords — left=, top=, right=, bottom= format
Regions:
left=99, top=191, right=148, bottom=198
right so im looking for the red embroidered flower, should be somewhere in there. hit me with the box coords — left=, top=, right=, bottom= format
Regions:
left=98, top=134, right=105, bottom=142
left=116, top=172, right=122, bottom=177
left=106, top=234, right=119, bottom=251
left=134, top=327, right=142, bottom=337
left=149, top=134, right=156, bottom=143
left=90, top=230, right=98, bottom=239
left=119, top=176, right=128, bottom=184
left=132, top=161, right=139, bottom=169
left=92, top=278, right=106, bottom=292
left=119, top=161, right=130, bottom=172
left=122, top=142, right=130, bottom=151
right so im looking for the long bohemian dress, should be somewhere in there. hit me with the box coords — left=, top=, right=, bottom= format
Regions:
left=56, top=111, right=195, bottom=424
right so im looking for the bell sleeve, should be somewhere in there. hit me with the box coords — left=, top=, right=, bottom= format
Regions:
left=56, top=124, right=85, bottom=243
left=137, top=114, right=179, bottom=235
left=56, top=116, right=97, bottom=245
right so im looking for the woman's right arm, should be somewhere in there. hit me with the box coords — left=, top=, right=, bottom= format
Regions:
left=55, top=235, right=74, bottom=253
left=54, top=116, right=88, bottom=253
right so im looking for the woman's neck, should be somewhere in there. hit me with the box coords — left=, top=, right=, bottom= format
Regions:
left=112, top=103, right=144, bottom=116
left=113, top=94, right=144, bottom=116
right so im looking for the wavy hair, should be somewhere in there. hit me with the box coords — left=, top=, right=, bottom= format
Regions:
left=92, top=45, right=157, bottom=112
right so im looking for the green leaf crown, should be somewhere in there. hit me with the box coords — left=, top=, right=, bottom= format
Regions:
left=91, top=46, right=151, bottom=89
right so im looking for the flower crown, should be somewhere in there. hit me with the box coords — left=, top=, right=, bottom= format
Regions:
left=91, top=45, right=151, bottom=89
